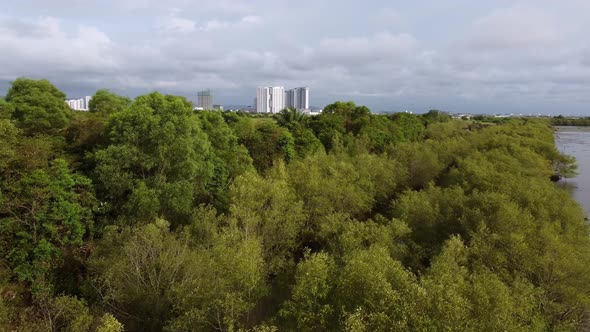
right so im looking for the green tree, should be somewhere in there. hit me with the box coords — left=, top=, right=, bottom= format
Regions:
left=168, top=227, right=266, bottom=331
left=90, top=220, right=194, bottom=331
left=93, top=92, right=213, bottom=225
left=421, top=109, right=451, bottom=126
left=234, top=118, right=297, bottom=172
left=88, top=89, right=131, bottom=114
left=0, top=159, right=95, bottom=293
left=0, top=119, right=19, bottom=171
left=198, top=111, right=253, bottom=211
left=279, top=251, right=336, bottom=331
left=5, top=78, right=71, bottom=135
left=335, top=246, right=423, bottom=331
left=229, top=170, right=306, bottom=275
left=275, top=107, right=305, bottom=129
left=389, top=112, right=425, bottom=142
left=0, top=98, right=15, bottom=119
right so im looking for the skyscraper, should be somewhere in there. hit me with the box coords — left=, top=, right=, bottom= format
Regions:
left=256, top=86, right=285, bottom=113
left=285, top=87, right=310, bottom=110
left=197, top=90, right=213, bottom=110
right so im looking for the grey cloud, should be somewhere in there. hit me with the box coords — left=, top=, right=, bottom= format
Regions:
left=1, top=1, right=590, bottom=114
left=466, top=6, right=564, bottom=51
left=0, top=17, right=117, bottom=76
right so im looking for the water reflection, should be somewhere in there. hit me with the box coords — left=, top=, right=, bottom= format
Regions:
left=555, top=126, right=590, bottom=216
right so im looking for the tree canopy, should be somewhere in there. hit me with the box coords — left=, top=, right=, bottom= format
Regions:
left=0, top=78, right=588, bottom=331
left=5, top=78, right=71, bottom=135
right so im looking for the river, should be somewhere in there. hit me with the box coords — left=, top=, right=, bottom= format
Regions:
left=555, top=126, right=590, bottom=216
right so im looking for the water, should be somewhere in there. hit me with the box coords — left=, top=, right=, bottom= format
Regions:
left=555, top=127, right=590, bottom=216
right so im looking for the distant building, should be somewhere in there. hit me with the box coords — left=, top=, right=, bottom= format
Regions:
left=197, top=90, right=213, bottom=110
left=66, top=96, right=92, bottom=111
left=84, top=96, right=92, bottom=109
left=256, top=86, right=285, bottom=114
left=285, top=87, right=310, bottom=111
left=213, top=104, right=224, bottom=111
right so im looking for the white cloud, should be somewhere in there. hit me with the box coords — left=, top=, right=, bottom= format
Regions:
left=157, top=11, right=196, bottom=33
left=467, top=6, right=564, bottom=51
left=0, top=16, right=117, bottom=76
left=240, top=15, right=263, bottom=24
left=289, top=32, right=418, bottom=70
left=375, top=8, right=404, bottom=26
left=201, top=19, right=229, bottom=31
left=200, top=15, right=263, bottom=31
left=1, top=2, right=590, bottom=113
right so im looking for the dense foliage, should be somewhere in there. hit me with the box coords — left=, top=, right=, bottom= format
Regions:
left=1, top=78, right=589, bottom=331
left=552, top=115, right=590, bottom=126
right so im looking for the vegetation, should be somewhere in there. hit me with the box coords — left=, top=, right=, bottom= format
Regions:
left=552, top=115, right=590, bottom=126
left=0, top=78, right=589, bottom=331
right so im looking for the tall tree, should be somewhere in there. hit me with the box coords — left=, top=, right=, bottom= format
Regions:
left=5, top=78, right=71, bottom=135
left=88, top=89, right=131, bottom=114
left=93, top=92, right=213, bottom=226
left=0, top=158, right=95, bottom=293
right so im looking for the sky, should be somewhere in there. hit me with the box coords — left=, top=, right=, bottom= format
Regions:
left=1, top=0, right=590, bottom=114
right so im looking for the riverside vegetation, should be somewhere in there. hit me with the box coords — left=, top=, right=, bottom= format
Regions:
left=0, top=78, right=588, bottom=331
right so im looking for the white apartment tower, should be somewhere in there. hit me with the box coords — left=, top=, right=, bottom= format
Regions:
left=285, top=87, right=310, bottom=111
left=256, top=86, right=285, bottom=113
left=66, top=96, right=92, bottom=111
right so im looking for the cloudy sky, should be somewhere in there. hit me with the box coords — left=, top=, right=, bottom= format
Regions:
left=1, top=0, right=590, bottom=114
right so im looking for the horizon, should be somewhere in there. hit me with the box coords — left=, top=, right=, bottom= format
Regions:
left=1, top=1, right=589, bottom=115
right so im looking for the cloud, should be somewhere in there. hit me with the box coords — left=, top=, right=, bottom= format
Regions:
left=0, top=16, right=117, bottom=76
left=200, top=15, right=263, bottom=31
left=1, top=2, right=590, bottom=113
left=286, top=32, right=418, bottom=71
left=157, top=11, right=196, bottom=33
left=201, top=19, right=229, bottom=31
left=467, top=6, right=564, bottom=51
left=375, top=8, right=404, bottom=27
left=240, top=15, right=263, bottom=24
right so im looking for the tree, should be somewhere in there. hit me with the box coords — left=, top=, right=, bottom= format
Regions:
left=234, top=119, right=297, bottom=172
left=0, top=119, right=19, bottom=171
left=5, top=78, right=71, bottom=135
left=90, top=220, right=194, bottom=331
left=93, top=92, right=213, bottom=226
left=91, top=219, right=267, bottom=331
left=168, top=226, right=266, bottom=331
left=229, top=170, right=306, bottom=275
left=197, top=111, right=253, bottom=211
left=389, top=112, right=425, bottom=142
left=322, top=101, right=371, bottom=135
left=309, top=101, right=371, bottom=151
left=0, top=98, right=15, bottom=119
left=275, top=107, right=305, bottom=129
left=88, top=89, right=131, bottom=114
left=0, top=159, right=95, bottom=293
left=389, top=142, right=445, bottom=190
left=421, top=109, right=451, bottom=126
left=279, top=251, right=336, bottom=331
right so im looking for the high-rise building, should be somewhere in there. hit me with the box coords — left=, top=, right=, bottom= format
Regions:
left=66, top=96, right=92, bottom=111
left=285, top=87, right=310, bottom=110
left=84, top=96, right=92, bottom=110
left=256, top=86, right=285, bottom=113
left=197, top=90, right=213, bottom=110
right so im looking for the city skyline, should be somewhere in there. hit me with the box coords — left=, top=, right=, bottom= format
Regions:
left=2, top=1, right=590, bottom=114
